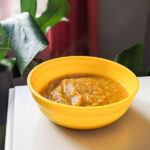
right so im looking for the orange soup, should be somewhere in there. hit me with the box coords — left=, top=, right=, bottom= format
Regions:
left=41, top=74, right=128, bottom=106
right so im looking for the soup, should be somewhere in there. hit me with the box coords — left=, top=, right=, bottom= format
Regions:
left=41, top=74, right=128, bottom=106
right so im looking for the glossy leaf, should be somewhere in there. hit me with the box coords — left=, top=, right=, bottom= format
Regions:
left=0, top=50, right=7, bottom=61
left=0, top=24, right=11, bottom=51
left=21, top=0, right=37, bottom=18
left=36, top=0, right=70, bottom=34
left=115, top=43, right=144, bottom=76
left=1, top=12, right=49, bottom=74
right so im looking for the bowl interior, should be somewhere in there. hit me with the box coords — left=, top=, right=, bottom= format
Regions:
left=28, top=56, right=138, bottom=99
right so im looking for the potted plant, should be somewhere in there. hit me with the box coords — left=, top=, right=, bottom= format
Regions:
left=0, top=0, right=70, bottom=84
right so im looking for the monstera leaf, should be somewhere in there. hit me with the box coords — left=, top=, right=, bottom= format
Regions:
left=20, top=0, right=70, bottom=34
left=36, top=0, right=70, bottom=34
left=21, top=0, right=37, bottom=18
left=1, top=12, right=49, bottom=74
left=0, top=0, right=69, bottom=75
left=115, top=43, right=144, bottom=76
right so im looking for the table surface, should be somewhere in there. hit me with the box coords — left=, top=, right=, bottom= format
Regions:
left=5, top=77, right=150, bottom=150
left=4, top=77, right=150, bottom=150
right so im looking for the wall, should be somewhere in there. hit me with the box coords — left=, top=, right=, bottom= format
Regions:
left=99, top=0, right=150, bottom=73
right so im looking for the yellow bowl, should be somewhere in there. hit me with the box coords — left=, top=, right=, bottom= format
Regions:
left=27, top=56, right=139, bottom=129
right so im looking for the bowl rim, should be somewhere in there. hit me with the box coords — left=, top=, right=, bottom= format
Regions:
left=27, top=56, right=139, bottom=110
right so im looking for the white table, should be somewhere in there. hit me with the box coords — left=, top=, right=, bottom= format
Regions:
left=5, top=77, right=150, bottom=150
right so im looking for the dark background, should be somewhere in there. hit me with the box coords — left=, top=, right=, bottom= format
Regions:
left=99, top=0, right=150, bottom=73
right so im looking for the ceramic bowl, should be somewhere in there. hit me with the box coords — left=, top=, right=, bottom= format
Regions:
left=27, top=56, right=139, bottom=129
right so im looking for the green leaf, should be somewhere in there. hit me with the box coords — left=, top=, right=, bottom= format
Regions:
left=1, top=12, right=49, bottom=74
left=36, top=0, right=70, bottom=34
left=0, top=24, right=11, bottom=51
left=115, top=43, right=144, bottom=76
left=21, top=0, right=37, bottom=18
left=0, top=50, right=7, bottom=61
left=0, top=58, right=16, bottom=72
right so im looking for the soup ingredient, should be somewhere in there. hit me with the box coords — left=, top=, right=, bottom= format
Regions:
left=41, top=75, right=128, bottom=106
